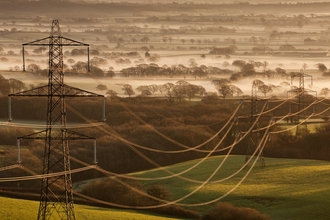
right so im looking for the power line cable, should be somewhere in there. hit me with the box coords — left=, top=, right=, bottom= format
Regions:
left=0, top=164, right=20, bottom=172
left=0, top=165, right=95, bottom=182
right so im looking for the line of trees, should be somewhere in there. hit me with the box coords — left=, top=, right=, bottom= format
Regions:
left=0, top=74, right=27, bottom=95
left=111, top=80, right=207, bottom=102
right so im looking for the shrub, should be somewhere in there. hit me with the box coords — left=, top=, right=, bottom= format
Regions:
left=202, top=202, right=271, bottom=220
left=81, top=177, right=144, bottom=206
left=82, top=180, right=200, bottom=218
left=152, top=205, right=200, bottom=219
left=147, top=184, right=172, bottom=202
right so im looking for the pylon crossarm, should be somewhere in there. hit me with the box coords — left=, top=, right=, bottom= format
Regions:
left=17, top=129, right=95, bottom=141
left=63, top=84, right=103, bottom=97
left=9, top=85, right=48, bottom=96
left=61, top=36, right=89, bottom=46
left=22, top=36, right=89, bottom=47
left=22, top=37, right=50, bottom=46
left=66, top=129, right=95, bottom=140
left=18, top=130, right=47, bottom=140
left=303, top=88, right=317, bottom=94
left=291, top=72, right=312, bottom=78
left=8, top=84, right=104, bottom=97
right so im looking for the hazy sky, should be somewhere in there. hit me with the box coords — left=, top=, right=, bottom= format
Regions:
left=79, top=0, right=330, bottom=3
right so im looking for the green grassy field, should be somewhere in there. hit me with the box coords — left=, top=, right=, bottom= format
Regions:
left=1, top=155, right=330, bottom=220
left=0, top=197, right=186, bottom=220
left=132, top=155, right=330, bottom=220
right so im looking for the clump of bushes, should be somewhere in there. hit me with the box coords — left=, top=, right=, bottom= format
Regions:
left=81, top=179, right=200, bottom=219
left=202, top=202, right=271, bottom=220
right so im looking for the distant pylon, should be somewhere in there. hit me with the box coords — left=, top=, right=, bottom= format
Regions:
left=9, top=20, right=104, bottom=220
left=245, top=80, right=265, bottom=167
left=287, top=67, right=316, bottom=130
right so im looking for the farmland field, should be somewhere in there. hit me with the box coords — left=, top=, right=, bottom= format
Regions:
left=1, top=156, right=330, bottom=220
left=1, top=1, right=330, bottom=220
left=0, top=197, right=184, bottom=220
left=131, top=155, right=330, bottom=220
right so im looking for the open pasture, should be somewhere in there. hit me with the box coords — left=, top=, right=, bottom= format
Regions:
left=130, top=155, right=330, bottom=220
left=0, top=1, right=330, bottom=220
left=1, top=156, right=330, bottom=220
left=0, top=196, right=183, bottom=220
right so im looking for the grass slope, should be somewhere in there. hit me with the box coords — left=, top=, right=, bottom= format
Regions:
left=1, top=156, right=330, bottom=220
left=132, top=155, right=330, bottom=220
left=0, top=197, right=186, bottom=220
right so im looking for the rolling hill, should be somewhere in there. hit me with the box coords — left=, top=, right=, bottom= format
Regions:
left=1, top=155, right=330, bottom=220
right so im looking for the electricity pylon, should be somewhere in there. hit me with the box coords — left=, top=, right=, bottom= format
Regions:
left=287, top=68, right=316, bottom=133
left=245, top=80, right=265, bottom=167
left=9, top=20, right=104, bottom=220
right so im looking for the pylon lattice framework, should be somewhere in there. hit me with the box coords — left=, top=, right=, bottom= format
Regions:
left=287, top=69, right=315, bottom=125
left=245, top=81, right=265, bottom=167
left=9, top=20, right=104, bottom=220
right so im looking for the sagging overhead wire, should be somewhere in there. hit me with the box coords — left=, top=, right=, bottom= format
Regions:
left=2, top=81, right=327, bottom=209
left=3, top=96, right=323, bottom=208
left=0, top=165, right=95, bottom=182
left=0, top=121, right=104, bottom=129
left=255, top=99, right=320, bottom=133
left=63, top=103, right=261, bottom=187
left=108, top=102, right=269, bottom=183
left=3, top=116, right=273, bottom=210
left=0, top=99, right=245, bottom=189
left=72, top=120, right=272, bottom=209
left=99, top=120, right=238, bottom=183
left=179, top=131, right=271, bottom=207
left=60, top=101, right=268, bottom=185
left=116, top=101, right=243, bottom=153
left=0, top=164, right=20, bottom=172
left=60, top=103, right=266, bottom=209
left=67, top=101, right=242, bottom=153
left=16, top=160, right=182, bottom=209
left=115, top=95, right=305, bottom=153
left=0, top=99, right=322, bottom=186
left=104, top=97, right=288, bottom=154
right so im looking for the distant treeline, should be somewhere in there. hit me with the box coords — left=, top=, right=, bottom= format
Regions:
left=0, top=1, right=329, bottom=17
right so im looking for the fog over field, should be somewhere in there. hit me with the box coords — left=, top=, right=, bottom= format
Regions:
left=1, top=1, right=330, bottom=220
left=0, top=0, right=329, bottom=98
left=83, top=0, right=330, bottom=3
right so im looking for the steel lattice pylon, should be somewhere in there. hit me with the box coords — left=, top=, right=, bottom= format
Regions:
left=287, top=68, right=315, bottom=126
left=245, top=80, right=265, bottom=167
left=9, top=20, right=104, bottom=220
